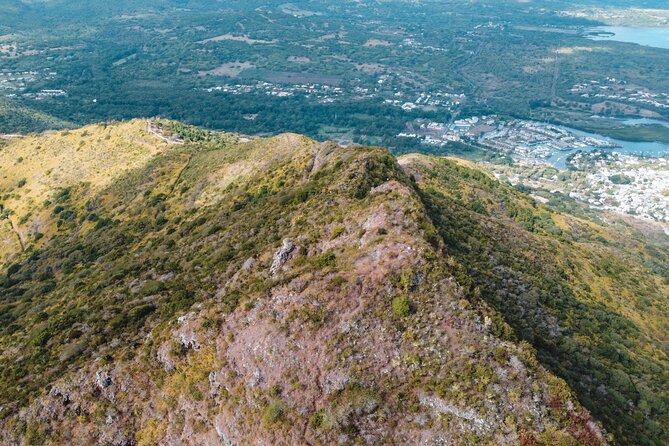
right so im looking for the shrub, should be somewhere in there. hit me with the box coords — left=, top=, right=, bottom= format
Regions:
left=314, top=251, right=336, bottom=268
left=392, top=296, right=412, bottom=317
left=128, top=304, right=157, bottom=322
left=161, top=289, right=195, bottom=317
left=309, top=410, right=325, bottom=430
left=331, top=226, right=345, bottom=239
left=263, top=399, right=286, bottom=424
left=609, top=174, right=633, bottom=185
left=139, top=280, right=163, bottom=296
left=269, top=384, right=282, bottom=397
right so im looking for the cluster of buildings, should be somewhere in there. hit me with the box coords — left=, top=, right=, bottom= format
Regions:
left=202, top=75, right=467, bottom=111
left=489, top=150, right=669, bottom=225
left=384, top=91, right=465, bottom=112
left=204, top=82, right=345, bottom=102
left=568, top=152, right=669, bottom=223
left=400, top=38, right=447, bottom=52
left=0, top=70, right=39, bottom=94
left=0, top=69, right=61, bottom=99
left=570, top=78, right=669, bottom=110
left=24, top=89, right=67, bottom=100
left=397, top=116, right=616, bottom=163
left=477, top=119, right=616, bottom=161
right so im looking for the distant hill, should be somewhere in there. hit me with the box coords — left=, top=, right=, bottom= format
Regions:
left=0, top=98, right=71, bottom=134
left=0, top=121, right=666, bottom=445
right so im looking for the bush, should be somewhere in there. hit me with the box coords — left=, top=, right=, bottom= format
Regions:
left=263, top=399, right=286, bottom=424
left=161, top=288, right=195, bottom=317
left=309, top=410, right=325, bottom=430
left=392, top=296, right=412, bottom=317
left=128, top=304, right=157, bottom=322
left=609, top=174, right=633, bottom=185
left=139, top=280, right=163, bottom=296
left=314, top=251, right=336, bottom=268
left=331, top=226, right=345, bottom=239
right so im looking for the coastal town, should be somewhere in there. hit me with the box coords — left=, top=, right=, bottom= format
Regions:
left=398, top=115, right=618, bottom=162
left=394, top=114, right=669, bottom=225
left=3, top=64, right=668, bottom=226
left=487, top=150, right=669, bottom=225
left=567, top=152, right=669, bottom=223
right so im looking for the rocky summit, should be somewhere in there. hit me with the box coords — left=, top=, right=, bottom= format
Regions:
left=0, top=120, right=667, bottom=445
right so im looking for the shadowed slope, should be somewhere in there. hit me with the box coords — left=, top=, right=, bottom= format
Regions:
left=401, top=154, right=669, bottom=446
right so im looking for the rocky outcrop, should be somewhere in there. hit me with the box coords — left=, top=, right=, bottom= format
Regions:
left=270, top=238, right=295, bottom=275
left=95, top=370, right=112, bottom=390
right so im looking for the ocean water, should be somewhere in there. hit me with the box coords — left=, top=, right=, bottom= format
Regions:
left=545, top=125, right=669, bottom=169
left=587, top=26, right=669, bottom=50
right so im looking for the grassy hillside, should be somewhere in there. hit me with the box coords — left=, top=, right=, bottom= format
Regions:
left=0, top=121, right=610, bottom=445
left=0, top=120, right=176, bottom=265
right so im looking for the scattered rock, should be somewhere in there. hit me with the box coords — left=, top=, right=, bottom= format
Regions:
left=247, top=368, right=262, bottom=388
left=157, top=271, right=175, bottom=282
left=242, top=256, right=256, bottom=272
left=177, top=329, right=201, bottom=351
left=323, top=371, right=349, bottom=395
left=289, top=278, right=308, bottom=293
left=214, top=421, right=237, bottom=446
left=178, top=312, right=197, bottom=325
left=49, top=386, right=71, bottom=406
left=157, top=343, right=176, bottom=372
left=209, top=370, right=224, bottom=396
left=419, top=393, right=493, bottom=435
left=95, top=370, right=112, bottom=389
left=270, top=238, right=295, bottom=275
left=509, top=355, right=525, bottom=374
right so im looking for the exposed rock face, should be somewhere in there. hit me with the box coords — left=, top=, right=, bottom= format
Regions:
left=270, top=238, right=295, bottom=275
left=48, top=387, right=70, bottom=406
left=309, top=142, right=338, bottom=177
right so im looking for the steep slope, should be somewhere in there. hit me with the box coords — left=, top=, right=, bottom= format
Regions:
left=401, top=155, right=669, bottom=446
left=0, top=122, right=607, bottom=446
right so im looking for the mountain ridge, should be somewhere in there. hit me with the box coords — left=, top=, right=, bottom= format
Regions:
left=0, top=120, right=666, bottom=445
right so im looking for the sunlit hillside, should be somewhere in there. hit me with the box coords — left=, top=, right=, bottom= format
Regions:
left=0, top=122, right=667, bottom=444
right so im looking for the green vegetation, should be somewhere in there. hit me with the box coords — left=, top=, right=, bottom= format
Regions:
left=609, top=173, right=634, bottom=185
left=0, top=121, right=617, bottom=446
left=2, top=0, right=668, bottom=153
left=579, top=123, right=669, bottom=145
left=263, top=399, right=287, bottom=424
left=391, top=296, right=412, bottom=318
left=0, top=98, right=71, bottom=134
left=405, top=155, right=669, bottom=446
